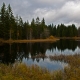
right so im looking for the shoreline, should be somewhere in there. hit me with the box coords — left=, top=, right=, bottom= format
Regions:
left=58, top=37, right=80, bottom=39
left=1, top=37, right=80, bottom=43
left=2, top=38, right=59, bottom=43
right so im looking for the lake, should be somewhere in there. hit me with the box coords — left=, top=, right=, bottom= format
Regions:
left=0, top=39, right=80, bottom=71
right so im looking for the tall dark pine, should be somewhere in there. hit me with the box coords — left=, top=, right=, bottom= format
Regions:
left=78, top=27, right=80, bottom=37
left=35, top=17, right=41, bottom=38
left=40, top=18, right=45, bottom=38
left=0, top=3, right=6, bottom=39
left=6, top=4, right=15, bottom=39
left=0, top=3, right=16, bottom=40
left=53, top=25, right=56, bottom=36
left=72, top=24, right=78, bottom=37
left=18, top=17, right=23, bottom=39
left=23, top=20, right=30, bottom=39
left=31, top=18, right=36, bottom=39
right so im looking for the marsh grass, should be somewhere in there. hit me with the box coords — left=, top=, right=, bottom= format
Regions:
left=49, top=54, right=80, bottom=67
left=3, top=38, right=59, bottom=43
left=49, top=54, right=80, bottom=80
left=0, top=54, right=80, bottom=80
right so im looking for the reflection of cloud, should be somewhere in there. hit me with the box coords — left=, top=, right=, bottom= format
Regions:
left=46, top=46, right=80, bottom=56
left=22, top=58, right=67, bottom=71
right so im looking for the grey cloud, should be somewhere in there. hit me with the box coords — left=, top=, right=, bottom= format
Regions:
left=0, top=0, right=80, bottom=27
left=31, top=0, right=80, bottom=27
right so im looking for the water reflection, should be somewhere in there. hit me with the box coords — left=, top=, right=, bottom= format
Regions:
left=23, top=58, right=68, bottom=71
left=0, top=39, right=80, bottom=70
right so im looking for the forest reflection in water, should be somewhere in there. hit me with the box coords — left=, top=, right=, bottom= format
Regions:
left=0, top=39, right=80, bottom=71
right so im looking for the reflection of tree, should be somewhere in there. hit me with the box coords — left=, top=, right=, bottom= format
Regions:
left=0, top=40, right=79, bottom=64
left=0, top=44, right=16, bottom=64
left=78, top=41, right=80, bottom=48
left=29, top=43, right=47, bottom=62
left=55, top=39, right=77, bottom=51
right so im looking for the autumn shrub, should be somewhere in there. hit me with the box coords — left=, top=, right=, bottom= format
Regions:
left=0, top=63, right=53, bottom=80
left=0, top=54, right=80, bottom=80
left=48, top=35, right=55, bottom=39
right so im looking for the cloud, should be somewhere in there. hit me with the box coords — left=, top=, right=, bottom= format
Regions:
left=56, top=1, right=80, bottom=24
left=0, top=0, right=80, bottom=27
left=35, top=0, right=67, bottom=4
left=31, top=0, right=80, bottom=27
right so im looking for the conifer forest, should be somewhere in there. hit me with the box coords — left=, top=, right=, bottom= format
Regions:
left=0, top=3, right=80, bottom=40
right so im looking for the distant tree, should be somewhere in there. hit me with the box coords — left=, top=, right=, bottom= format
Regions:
left=35, top=17, right=41, bottom=38
left=67, top=25, right=76, bottom=37
left=31, top=18, right=36, bottom=39
left=40, top=18, right=46, bottom=38
left=71, top=24, right=78, bottom=37
left=78, top=27, right=80, bottom=37
left=18, top=17, right=23, bottom=39
left=23, top=22, right=27, bottom=39
left=60, top=24, right=66, bottom=37
left=53, top=25, right=56, bottom=36
left=50, top=24, right=53, bottom=35
left=56, top=25, right=60, bottom=37
left=25, top=20, right=30, bottom=39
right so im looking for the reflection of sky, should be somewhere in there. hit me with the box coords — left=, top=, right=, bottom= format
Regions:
left=46, top=46, right=80, bottom=56
left=22, top=42, right=80, bottom=71
left=22, top=58, right=68, bottom=71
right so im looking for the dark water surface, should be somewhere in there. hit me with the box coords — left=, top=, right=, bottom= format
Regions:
left=0, top=39, right=80, bottom=71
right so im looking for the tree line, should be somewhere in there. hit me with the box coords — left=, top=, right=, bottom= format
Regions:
left=0, top=3, right=80, bottom=40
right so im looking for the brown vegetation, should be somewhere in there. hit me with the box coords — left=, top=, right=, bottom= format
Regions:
left=1, top=36, right=80, bottom=44
left=49, top=54, right=80, bottom=80
left=0, top=54, right=80, bottom=80
left=31, top=53, right=47, bottom=58
left=49, top=54, right=80, bottom=67
left=58, top=37, right=80, bottom=40
left=47, top=35, right=56, bottom=39
left=2, top=38, right=59, bottom=43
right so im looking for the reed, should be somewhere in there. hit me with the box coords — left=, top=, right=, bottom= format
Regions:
left=0, top=54, right=80, bottom=80
left=49, top=54, right=80, bottom=67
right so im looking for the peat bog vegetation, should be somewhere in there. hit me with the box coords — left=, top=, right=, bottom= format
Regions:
left=0, top=3, right=80, bottom=80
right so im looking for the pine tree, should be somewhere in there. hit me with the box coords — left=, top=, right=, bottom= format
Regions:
left=0, top=3, right=6, bottom=39
left=40, top=18, right=46, bottom=38
left=31, top=18, right=36, bottom=39
left=6, top=4, right=16, bottom=39
left=23, top=20, right=30, bottom=39
left=35, top=17, right=41, bottom=38
left=18, top=17, right=23, bottom=39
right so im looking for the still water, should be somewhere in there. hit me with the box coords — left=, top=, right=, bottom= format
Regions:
left=0, top=39, right=80, bottom=71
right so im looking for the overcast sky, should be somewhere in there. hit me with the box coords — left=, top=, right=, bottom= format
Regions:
left=0, top=0, right=80, bottom=27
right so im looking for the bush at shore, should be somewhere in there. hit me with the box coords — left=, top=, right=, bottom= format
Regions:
left=0, top=54, right=80, bottom=80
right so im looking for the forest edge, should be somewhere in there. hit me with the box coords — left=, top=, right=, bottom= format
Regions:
left=1, top=36, right=80, bottom=43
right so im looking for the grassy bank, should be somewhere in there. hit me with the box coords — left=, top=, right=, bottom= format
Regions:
left=0, top=36, right=59, bottom=43
left=58, top=37, right=80, bottom=40
left=1, top=36, right=80, bottom=44
left=3, top=39, right=59, bottom=43
left=0, top=54, right=80, bottom=80
left=1, top=37, right=80, bottom=44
